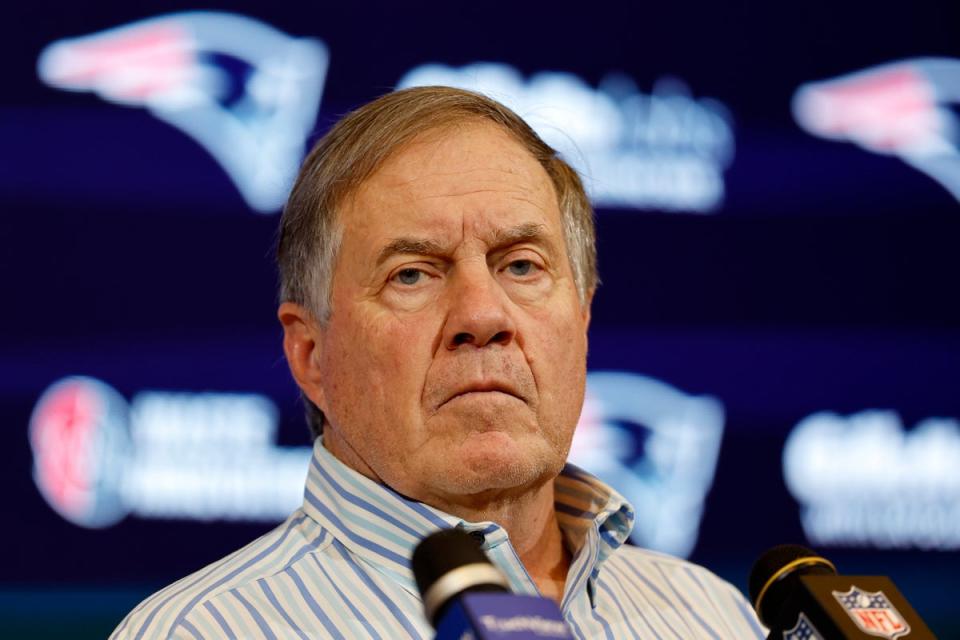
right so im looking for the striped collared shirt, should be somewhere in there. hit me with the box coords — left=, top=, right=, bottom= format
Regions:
left=112, top=439, right=766, bottom=639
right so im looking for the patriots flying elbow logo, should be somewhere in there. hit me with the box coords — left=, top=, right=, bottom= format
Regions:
left=37, top=12, right=329, bottom=213
left=792, top=58, right=960, bottom=203
left=569, top=371, right=725, bottom=558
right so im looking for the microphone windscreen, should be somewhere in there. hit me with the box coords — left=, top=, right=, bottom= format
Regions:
left=749, top=544, right=837, bottom=628
left=412, top=529, right=490, bottom=597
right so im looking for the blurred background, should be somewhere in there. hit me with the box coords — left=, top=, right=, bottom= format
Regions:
left=2, top=1, right=959, bottom=637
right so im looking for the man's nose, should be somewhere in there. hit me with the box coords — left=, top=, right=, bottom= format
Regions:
left=442, top=267, right=517, bottom=350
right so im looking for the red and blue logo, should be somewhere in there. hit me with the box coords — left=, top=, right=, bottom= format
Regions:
left=793, top=58, right=960, bottom=202
left=28, top=377, right=131, bottom=528
left=37, top=12, right=329, bottom=213
left=832, top=586, right=911, bottom=639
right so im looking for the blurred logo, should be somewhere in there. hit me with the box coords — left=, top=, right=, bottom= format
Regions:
left=398, top=63, right=734, bottom=213
left=29, top=377, right=130, bottom=528
left=833, top=587, right=910, bottom=639
left=569, top=371, right=725, bottom=557
left=793, top=58, right=960, bottom=202
left=37, top=12, right=329, bottom=213
left=783, top=612, right=823, bottom=640
left=29, top=376, right=311, bottom=528
left=783, top=410, right=960, bottom=550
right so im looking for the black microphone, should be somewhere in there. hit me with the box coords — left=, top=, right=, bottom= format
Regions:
left=412, top=529, right=573, bottom=639
left=749, top=544, right=936, bottom=639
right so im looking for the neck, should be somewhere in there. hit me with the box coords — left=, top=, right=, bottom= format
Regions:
left=434, top=482, right=571, bottom=605
left=320, top=434, right=571, bottom=603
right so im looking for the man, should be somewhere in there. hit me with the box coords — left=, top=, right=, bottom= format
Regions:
left=113, top=86, right=765, bottom=639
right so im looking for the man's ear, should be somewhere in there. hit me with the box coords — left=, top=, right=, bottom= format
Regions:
left=582, top=287, right=595, bottom=332
left=278, top=302, right=328, bottom=413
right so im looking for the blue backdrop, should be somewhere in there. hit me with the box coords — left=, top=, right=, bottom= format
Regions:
left=2, top=1, right=958, bottom=637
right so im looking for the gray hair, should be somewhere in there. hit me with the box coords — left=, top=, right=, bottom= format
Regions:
left=277, top=86, right=597, bottom=438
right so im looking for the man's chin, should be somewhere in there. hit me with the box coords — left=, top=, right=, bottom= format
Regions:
left=433, top=440, right=562, bottom=496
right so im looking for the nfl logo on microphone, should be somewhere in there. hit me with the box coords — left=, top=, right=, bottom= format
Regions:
left=783, top=612, right=822, bottom=640
left=832, top=586, right=911, bottom=639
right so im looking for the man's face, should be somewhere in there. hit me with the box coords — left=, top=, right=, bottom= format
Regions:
left=308, top=122, right=590, bottom=507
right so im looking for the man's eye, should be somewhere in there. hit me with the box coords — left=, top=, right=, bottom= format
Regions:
left=396, top=268, right=423, bottom=285
left=507, top=260, right=534, bottom=276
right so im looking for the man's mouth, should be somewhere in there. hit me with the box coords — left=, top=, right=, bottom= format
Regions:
left=441, top=381, right=524, bottom=406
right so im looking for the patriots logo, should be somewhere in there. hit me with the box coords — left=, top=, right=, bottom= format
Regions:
left=832, top=586, right=911, bottom=639
left=792, top=58, right=960, bottom=203
left=569, top=371, right=724, bottom=558
left=37, top=12, right=329, bottom=213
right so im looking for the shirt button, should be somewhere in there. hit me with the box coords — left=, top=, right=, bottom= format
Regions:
left=468, top=531, right=486, bottom=545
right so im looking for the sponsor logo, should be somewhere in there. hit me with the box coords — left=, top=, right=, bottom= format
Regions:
left=783, top=612, right=823, bottom=640
left=29, top=376, right=311, bottom=528
left=37, top=12, right=328, bottom=213
left=29, top=377, right=131, bottom=528
left=398, top=63, right=734, bottom=213
left=783, top=410, right=960, bottom=550
left=569, top=371, right=724, bottom=557
left=479, top=614, right=568, bottom=636
left=833, top=587, right=911, bottom=639
left=793, top=58, right=960, bottom=202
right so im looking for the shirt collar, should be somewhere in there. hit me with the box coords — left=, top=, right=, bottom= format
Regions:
left=301, top=438, right=635, bottom=581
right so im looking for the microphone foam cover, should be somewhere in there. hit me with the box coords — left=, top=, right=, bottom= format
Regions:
left=412, top=529, right=492, bottom=597
left=749, top=544, right=837, bottom=628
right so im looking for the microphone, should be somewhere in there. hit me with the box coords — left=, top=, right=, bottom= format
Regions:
left=749, top=544, right=936, bottom=639
left=412, top=529, right=573, bottom=639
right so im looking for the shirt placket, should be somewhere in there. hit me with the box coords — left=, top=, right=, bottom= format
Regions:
left=459, top=522, right=542, bottom=597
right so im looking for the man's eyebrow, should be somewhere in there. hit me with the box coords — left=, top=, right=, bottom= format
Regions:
left=376, top=238, right=448, bottom=266
left=492, top=222, right=551, bottom=251
left=375, top=223, right=553, bottom=266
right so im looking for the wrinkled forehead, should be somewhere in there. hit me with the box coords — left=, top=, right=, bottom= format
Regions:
left=327, top=123, right=567, bottom=276
left=341, top=120, right=555, bottom=210
left=346, top=122, right=558, bottom=223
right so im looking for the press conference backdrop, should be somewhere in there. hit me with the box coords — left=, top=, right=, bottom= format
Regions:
left=2, top=1, right=959, bottom=637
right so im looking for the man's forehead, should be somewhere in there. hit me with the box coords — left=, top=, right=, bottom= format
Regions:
left=338, top=122, right=563, bottom=250
left=357, top=122, right=553, bottom=199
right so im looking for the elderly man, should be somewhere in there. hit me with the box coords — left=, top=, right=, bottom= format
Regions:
left=113, top=87, right=764, bottom=639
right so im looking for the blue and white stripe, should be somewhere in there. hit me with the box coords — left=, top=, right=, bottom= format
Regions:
left=112, top=439, right=765, bottom=639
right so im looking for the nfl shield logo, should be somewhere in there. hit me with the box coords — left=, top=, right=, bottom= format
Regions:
left=783, top=612, right=823, bottom=640
left=832, top=586, right=911, bottom=639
